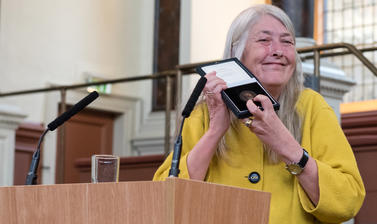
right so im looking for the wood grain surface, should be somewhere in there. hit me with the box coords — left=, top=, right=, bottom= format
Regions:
left=0, top=178, right=270, bottom=224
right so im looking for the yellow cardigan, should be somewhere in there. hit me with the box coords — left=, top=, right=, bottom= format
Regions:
left=153, top=89, right=365, bottom=224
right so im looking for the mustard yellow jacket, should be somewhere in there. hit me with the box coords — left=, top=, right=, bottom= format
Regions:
left=154, top=89, right=365, bottom=224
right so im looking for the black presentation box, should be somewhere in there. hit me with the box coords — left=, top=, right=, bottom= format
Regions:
left=196, top=58, right=280, bottom=119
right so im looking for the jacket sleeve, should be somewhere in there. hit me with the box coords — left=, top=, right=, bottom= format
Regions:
left=153, top=104, right=209, bottom=181
left=298, top=101, right=365, bottom=223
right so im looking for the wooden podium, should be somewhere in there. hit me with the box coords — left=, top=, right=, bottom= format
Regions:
left=0, top=178, right=270, bottom=224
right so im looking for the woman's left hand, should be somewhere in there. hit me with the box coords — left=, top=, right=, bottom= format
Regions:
left=244, top=95, right=319, bottom=205
left=243, top=94, right=302, bottom=161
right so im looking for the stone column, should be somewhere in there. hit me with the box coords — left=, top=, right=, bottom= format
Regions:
left=0, top=104, right=26, bottom=186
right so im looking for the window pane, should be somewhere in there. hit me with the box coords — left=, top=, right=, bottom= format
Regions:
left=353, top=7, right=363, bottom=27
left=364, top=6, right=373, bottom=26
left=344, top=9, right=353, bottom=28
left=322, top=0, right=377, bottom=102
left=333, top=0, right=343, bottom=11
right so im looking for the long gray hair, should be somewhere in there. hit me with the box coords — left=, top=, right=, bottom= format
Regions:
left=217, top=4, right=304, bottom=163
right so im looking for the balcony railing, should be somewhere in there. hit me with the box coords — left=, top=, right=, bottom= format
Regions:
left=0, top=43, right=376, bottom=182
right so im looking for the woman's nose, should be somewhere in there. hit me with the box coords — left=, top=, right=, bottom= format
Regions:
left=269, top=40, right=284, bottom=57
left=272, top=50, right=283, bottom=57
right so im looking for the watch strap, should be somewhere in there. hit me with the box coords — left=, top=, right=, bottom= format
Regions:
left=285, top=148, right=310, bottom=175
left=298, top=148, right=309, bottom=169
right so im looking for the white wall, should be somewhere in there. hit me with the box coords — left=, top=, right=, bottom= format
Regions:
left=190, top=0, right=255, bottom=63
left=0, top=0, right=155, bottom=122
left=0, top=0, right=262, bottom=123
left=181, top=0, right=259, bottom=103
left=0, top=0, right=155, bottom=184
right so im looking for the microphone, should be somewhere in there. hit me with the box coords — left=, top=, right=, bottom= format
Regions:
left=25, top=91, right=99, bottom=185
left=169, top=76, right=207, bottom=177
left=48, top=91, right=99, bottom=131
left=181, top=76, right=207, bottom=118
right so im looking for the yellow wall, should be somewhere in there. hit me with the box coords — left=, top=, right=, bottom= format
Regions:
left=340, top=100, right=377, bottom=114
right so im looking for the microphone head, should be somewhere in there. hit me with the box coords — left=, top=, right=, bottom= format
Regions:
left=181, top=76, right=207, bottom=117
left=47, top=91, right=99, bottom=131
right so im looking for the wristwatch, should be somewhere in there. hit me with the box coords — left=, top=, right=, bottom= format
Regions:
left=285, top=148, right=309, bottom=175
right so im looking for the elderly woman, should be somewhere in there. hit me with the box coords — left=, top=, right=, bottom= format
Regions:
left=154, top=4, right=365, bottom=224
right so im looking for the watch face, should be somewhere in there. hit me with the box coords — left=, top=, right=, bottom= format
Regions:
left=286, top=164, right=303, bottom=175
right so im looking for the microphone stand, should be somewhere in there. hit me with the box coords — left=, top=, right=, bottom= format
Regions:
left=25, top=129, right=49, bottom=185
left=167, top=76, right=207, bottom=178
left=168, top=117, right=186, bottom=177
left=24, top=91, right=99, bottom=185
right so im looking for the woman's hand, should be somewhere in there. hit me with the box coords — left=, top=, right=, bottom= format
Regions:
left=204, top=72, right=230, bottom=137
left=244, top=95, right=319, bottom=205
left=186, top=72, right=229, bottom=180
left=243, top=94, right=302, bottom=162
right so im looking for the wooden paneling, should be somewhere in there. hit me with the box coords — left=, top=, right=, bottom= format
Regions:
left=14, top=123, right=45, bottom=185
left=0, top=178, right=271, bottom=224
left=75, top=154, right=165, bottom=183
left=58, top=108, right=116, bottom=184
left=171, top=179, right=270, bottom=224
left=341, top=110, right=377, bottom=224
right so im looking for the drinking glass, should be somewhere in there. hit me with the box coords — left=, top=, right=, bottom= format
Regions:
left=91, top=155, right=120, bottom=183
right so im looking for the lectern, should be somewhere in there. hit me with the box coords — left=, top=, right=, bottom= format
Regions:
left=0, top=178, right=270, bottom=224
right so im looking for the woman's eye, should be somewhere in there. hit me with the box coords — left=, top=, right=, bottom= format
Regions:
left=257, top=38, right=272, bottom=45
left=282, top=40, right=294, bottom=45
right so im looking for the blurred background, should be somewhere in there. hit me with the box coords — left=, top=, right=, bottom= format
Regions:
left=0, top=1, right=376, bottom=223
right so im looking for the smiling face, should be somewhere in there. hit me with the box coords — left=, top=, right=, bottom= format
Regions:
left=241, top=14, right=296, bottom=99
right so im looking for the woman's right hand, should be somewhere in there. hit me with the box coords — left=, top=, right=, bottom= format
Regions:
left=186, top=72, right=229, bottom=180
left=204, top=72, right=230, bottom=137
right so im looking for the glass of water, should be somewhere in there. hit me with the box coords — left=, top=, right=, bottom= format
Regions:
left=91, top=155, right=120, bottom=183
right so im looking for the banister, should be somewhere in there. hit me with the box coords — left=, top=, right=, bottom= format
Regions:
left=0, top=42, right=376, bottom=163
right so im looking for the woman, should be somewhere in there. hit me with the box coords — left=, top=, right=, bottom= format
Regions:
left=154, top=4, right=365, bottom=224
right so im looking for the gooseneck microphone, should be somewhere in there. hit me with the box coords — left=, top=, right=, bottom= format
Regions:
left=47, top=91, right=99, bottom=131
left=169, top=76, right=207, bottom=177
left=25, top=91, right=99, bottom=185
